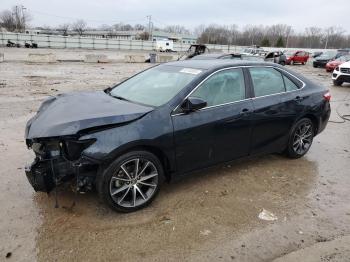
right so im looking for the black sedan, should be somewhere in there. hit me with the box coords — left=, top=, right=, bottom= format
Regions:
left=25, top=60, right=331, bottom=212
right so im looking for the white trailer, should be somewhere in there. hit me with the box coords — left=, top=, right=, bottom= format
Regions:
left=155, top=40, right=174, bottom=52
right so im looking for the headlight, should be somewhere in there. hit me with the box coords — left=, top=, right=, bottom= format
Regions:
left=335, top=67, right=339, bottom=71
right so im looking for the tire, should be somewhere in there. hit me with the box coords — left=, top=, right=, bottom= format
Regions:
left=286, top=118, right=314, bottom=159
left=97, top=150, right=164, bottom=212
left=280, top=61, right=286, bottom=66
left=313, top=64, right=317, bottom=68
left=302, top=62, right=305, bottom=65
left=333, top=79, right=343, bottom=86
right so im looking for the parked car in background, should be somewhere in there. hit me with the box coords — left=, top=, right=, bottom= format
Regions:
left=284, top=50, right=309, bottom=65
left=183, top=44, right=210, bottom=59
left=241, top=46, right=267, bottom=56
left=264, top=51, right=287, bottom=65
left=312, top=51, right=323, bottom=58
left=155, top=40, right=174, bottom=52
left=332, top=61, right=350, bottom=86
left=190, top=53, right=264, bottom=62
left=325, top=55, right=350, bottom=72
left=24, top=60, right=331, bottom=212
left=313, top=51, right=344, bottom=68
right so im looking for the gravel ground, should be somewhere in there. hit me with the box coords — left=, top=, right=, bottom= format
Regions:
left=0, top=48, right=350, bottom=262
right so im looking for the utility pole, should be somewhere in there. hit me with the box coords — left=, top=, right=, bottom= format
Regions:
left=14, top=5, right=18, bottom=32
left=146, top=15, right=152, bottom=41
left=21, top=5, right=26, bottom=33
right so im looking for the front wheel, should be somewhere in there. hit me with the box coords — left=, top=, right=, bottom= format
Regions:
left=333, top=79, right=343, bottom=86
left=97, top=151, right=163, bottom=212
left=286, top=118, right=314, bottom=159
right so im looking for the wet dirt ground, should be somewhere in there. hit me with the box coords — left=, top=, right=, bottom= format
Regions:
left=0, top=48, right=350, bottom=261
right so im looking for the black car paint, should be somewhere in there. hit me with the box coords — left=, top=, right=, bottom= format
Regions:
left=25, top=91, right=154, bottom=139
left=25, top=60, right=331, bottom=193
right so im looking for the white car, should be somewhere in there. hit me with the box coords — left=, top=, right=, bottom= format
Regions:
left=332, top=61, right=350, bottom=86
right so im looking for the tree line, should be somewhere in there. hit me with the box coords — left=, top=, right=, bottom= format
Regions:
left=194, top=24, right=349, bottom=49
left=1, top=5, right=349, bottom=49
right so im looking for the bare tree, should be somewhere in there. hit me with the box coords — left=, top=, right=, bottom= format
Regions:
left=163, top=25, right=190, bottom=35
left=113, top=23, right=133, bottom=31
left=57, top=23, right=70, bottom=36
left=0, top=6, right=31, bottom=32
left=0, top=10, right=16, bottom=31
left=134, top=24, right=145, bottom=31
left=72, top=19, right=87, bottom=35
left=136, top=31, right=149, bottom=40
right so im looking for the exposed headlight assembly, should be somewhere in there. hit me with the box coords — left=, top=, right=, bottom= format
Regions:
left=62, top=139, right=96, bottom=161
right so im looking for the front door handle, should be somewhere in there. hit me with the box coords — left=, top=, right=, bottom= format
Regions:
left=224, top=108, right=251, bottom=123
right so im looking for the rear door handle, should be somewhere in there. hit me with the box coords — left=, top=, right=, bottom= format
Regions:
left=294, top=96, right=303, bottom=102
left=241, top=108, right=250, bottom=114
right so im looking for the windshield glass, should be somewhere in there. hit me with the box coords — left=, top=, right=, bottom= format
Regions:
left=319, top=51, right=337, bottom=59
left=336, top=55, right=350, bottom=62
left=110, top=65, right=200, bottom=107
left=284, top=50, right=295, bottom=56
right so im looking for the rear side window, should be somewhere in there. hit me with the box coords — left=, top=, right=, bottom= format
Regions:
left=249, top=67, right=285, bottom=97
left=191, top=68, right=245, bottom=107
left=283, top=75, right=299, bottom=91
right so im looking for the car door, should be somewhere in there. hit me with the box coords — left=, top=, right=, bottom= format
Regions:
left=279, top=72, right=307, bottom=135
left=172, top=68, right=253, bottom=173
left=294, top=51, right=301, bottom=63
left=248, top=67, right=290, bottom=155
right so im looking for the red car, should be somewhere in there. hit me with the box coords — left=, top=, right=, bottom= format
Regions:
left=284, top=50, right=309, bottom=65
left=325, top=55, right=350, bottom=72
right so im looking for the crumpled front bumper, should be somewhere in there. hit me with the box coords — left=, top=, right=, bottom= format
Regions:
left=25, top=159, right=56, bottom=193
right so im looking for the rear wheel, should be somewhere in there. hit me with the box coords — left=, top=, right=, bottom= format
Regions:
left=302, top=62, right=305, bottom=65
left=286, top=118, right=314, bottom=159
left=333, top=79, right=343, bottom=86
left=97, top=151, right=163, bottom=212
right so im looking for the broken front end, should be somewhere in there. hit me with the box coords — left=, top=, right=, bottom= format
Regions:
left=25, top=138, right=98, bottom=193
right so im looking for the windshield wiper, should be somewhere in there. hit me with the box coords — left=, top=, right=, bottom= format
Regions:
left=111, top=95, right=130, bottom=101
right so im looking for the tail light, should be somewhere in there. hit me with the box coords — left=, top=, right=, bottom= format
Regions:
left=323, top=91, right=331, bottom=101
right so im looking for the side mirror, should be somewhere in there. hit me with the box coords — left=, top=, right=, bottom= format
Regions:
left=181, top=97, right=207, bottom=113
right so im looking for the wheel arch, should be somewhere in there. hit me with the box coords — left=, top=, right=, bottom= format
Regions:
left=98, top=144, right=173, bottom=182
left=299, top=114, right=319, bottom=135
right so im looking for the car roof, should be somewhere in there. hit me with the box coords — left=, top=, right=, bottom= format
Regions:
left=165, top=59, right=277, bottom=70
left=191, top=53, right=226, bottom=60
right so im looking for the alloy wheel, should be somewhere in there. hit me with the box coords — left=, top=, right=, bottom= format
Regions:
left=292, top=122, right=313, bottom=155
left=109, top=158, right=159, bottom=208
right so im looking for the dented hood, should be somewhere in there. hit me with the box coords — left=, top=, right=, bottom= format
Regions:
left=25, top=91, right=153, bottom=139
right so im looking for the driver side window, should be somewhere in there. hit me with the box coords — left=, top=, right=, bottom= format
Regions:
left=190, top=68, right=246, bottom=107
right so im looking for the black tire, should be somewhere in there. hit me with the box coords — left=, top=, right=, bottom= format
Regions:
left=333, top=79, right=343, bottom=86
left=286, top=118, right=314, bottom=159
left=280, top=61, right=286, bottom=66
left=97, top=150, right=164, bottom=212
left=302, top=62, right=305, bottom=65
left=313, top=64, right=317, bottom=68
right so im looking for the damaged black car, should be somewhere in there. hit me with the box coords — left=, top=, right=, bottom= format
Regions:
left=25, top=60, right=331, bottom=212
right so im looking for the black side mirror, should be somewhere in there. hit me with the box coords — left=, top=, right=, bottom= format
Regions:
left=181, top=97, right=207, bottom=113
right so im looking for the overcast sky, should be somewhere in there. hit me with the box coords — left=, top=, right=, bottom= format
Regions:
left=2, top=0, right=349, bottom=33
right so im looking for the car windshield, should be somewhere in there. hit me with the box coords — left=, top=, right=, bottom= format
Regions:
left=284, top=50, right=295, bottom=56
left=110, top=65, right=200, bottom=107
left=319, top=51, right=337, bottom=59
left=336, top=55, right=350, bottom=62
